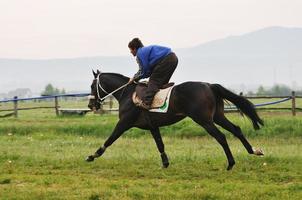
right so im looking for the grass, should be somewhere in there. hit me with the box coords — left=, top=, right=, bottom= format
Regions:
left=1, top=111, right=302, bottom=138
left=0, top=133, right=301, bottom=200
left=0, top=111, right=302, bottom=199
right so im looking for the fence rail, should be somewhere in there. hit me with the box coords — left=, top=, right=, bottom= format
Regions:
left=0, top=93, right=117, bottom=117
left=0, top=91, right=301, bottom=118
left=224, top=91, right=301, bottom=116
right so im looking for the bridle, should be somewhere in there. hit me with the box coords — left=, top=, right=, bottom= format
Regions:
left=88, top=73, right=129, bottom=103
left=96, top=73, right=109, bottom=102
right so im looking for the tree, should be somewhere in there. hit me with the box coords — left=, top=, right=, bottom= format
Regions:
left=256, top=85, right=266, bottom=96
left=256, top=84, right=292, bottom=96
left=270, top=84, right=291, bottom=96
left=41, top=84, right=65, bottom=96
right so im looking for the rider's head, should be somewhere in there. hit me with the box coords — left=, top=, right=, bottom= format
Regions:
left=128, top=38, right=144, bottom=56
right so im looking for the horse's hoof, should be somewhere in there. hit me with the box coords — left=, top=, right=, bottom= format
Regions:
left=162, top=162, right=169, bottom=168
left=227, top=165, right=233, bottom=170
left=86, top=155, right=95, bottom=162
left=161, top=153, right=169, bottom=168
left=253, top=148, right=264, bottom=156
left=227, top=161, right=235, bottom=170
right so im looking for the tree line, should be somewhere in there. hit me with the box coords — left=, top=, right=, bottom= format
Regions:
left=41, top=84, right=66, bottom=96
left=246, top=84, right=302, bottom=96
left=41, top=83, right=302, bottom=97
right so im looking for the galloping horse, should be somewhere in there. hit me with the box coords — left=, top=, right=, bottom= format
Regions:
left=86, top=70, right=264, bottom=170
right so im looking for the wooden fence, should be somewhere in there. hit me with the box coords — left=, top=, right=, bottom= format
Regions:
left=0, top=93, right=117, bottom=118
left=0, top=92, right=301, bottom=118
left=223, top=91, right=302, bottom=116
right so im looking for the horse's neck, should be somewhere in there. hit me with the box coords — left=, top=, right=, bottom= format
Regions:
left=102, top=75, right=131, bottom=102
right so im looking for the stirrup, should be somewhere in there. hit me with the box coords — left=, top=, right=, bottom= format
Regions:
left=138, top=101, right=151, bottom=110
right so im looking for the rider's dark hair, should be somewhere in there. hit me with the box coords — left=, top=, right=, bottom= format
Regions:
left=128, top=38, right=144, bottom=49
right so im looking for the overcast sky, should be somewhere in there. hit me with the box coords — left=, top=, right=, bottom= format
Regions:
left=1, top=0, right=301, bottom=59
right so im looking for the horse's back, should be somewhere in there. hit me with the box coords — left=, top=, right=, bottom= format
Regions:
left=170, top=81, right=216, bottom=116
left=173, top=81, right=212, bottom=97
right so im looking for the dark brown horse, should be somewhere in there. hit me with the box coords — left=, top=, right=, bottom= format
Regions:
left=86, top=70, right=264, bottom=170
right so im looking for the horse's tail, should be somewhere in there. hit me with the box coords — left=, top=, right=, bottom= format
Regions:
left=210, top=83, right=264, bottom=130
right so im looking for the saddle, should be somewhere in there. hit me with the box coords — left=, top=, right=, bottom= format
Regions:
left=132, top=82, right=175, bottom=109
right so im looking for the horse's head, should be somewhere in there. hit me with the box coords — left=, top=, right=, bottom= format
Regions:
left=88, top=70, right=131, bottom=111
left=88, top=69, right=106, bottom=111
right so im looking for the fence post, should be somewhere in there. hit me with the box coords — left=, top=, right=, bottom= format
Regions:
left=13, top=96, right=18, bottom=118
left=291, top=91, right=296, bottom=116
left=55, top=96, right=59, bottom=116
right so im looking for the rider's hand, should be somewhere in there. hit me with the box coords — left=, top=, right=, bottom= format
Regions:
left=128, top=78, right=134, bottom=84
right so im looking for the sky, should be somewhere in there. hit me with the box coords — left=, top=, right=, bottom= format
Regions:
left=1, top=0, right=302, bottom=59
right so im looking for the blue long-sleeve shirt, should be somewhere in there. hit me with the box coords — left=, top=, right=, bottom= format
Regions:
left=133, top=45, right=172, bottom=80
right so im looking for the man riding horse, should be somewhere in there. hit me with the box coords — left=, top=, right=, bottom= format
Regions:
left=85, top=39, right=264, bottom=170
left=128, top=38, right=178, bottom=109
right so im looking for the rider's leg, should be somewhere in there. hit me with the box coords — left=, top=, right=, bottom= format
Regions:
left=143, top=80, right=160, bottom=107
left=157, top=53, right=178, bottom=85
left=143, top=53, right=178, bottom=107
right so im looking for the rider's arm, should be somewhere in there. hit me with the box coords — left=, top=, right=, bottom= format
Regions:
left=131, top=57, right=144, bottom=81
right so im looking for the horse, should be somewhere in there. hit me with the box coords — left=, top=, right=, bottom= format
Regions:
left=86, top=70, right=264, bottom=170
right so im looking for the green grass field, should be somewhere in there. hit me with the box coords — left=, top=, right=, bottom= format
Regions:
left=0, top=109, right=302, bottom=200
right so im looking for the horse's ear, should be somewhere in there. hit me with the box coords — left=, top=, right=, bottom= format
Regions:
left=92, top=70, right=97, bottom=78
left=97, top=69, right=101, bottom=74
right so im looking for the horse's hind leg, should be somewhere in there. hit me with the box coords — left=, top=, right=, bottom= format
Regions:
left=191, top=115, right=235, bottom=170
left=214, top=112, right=264, bottom=156
left=203, top=122, right=235, bottom=170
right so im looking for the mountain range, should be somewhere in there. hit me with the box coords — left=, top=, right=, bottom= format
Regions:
left=1, top=26, right=302, bottom=96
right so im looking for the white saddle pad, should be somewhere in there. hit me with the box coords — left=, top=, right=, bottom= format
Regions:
left=132, top=86, right=174, bottom=113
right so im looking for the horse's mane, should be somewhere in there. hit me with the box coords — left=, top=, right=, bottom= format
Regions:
left=101, top=73, right=130, bottom=81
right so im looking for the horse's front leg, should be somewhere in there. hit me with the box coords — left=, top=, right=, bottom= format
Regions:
left=86, top=120, right=132, bottom=162
left=150, top=128, right=169, bottom=168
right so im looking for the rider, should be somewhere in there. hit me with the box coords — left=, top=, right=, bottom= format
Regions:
left=128, top=38, right=178, bottom=109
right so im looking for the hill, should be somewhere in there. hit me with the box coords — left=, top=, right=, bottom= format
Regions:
left=1, top=26, right=302, bottom=95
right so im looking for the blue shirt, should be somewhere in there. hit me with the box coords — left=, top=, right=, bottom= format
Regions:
left=134, top=45, right=172, bottom=79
